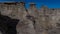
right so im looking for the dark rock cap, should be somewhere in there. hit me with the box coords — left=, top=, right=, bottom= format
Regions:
left=3, top=2, right=18, bottom=5
left=20, top=2, right=25, bottom=4
left=30, top=3, right=36, bottom=5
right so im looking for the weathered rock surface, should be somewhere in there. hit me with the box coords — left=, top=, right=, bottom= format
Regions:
left=0, top=2, right=60, bottom=34
left=0, top=14, right=19, bottom=34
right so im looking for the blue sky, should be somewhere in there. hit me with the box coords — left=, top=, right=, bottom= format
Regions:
left=0, top=0, right=60, bottom=9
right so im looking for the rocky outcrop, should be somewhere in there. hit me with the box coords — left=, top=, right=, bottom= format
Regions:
left=0, top=2, right=60, bottom=34
left=0, top=14, right=19, bottom=34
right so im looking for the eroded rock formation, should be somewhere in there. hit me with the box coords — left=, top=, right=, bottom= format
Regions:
left=0, top=14, right=19, bottom=34
left=0, top=2, right=60, bottom=34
